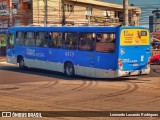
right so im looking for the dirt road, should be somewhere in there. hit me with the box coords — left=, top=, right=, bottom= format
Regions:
left=0, top=62, right=160, bottom=120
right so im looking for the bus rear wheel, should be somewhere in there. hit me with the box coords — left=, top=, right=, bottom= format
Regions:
left=18, top=58, right=27, bottom=70
left=64, top=62, right=75, bottom=77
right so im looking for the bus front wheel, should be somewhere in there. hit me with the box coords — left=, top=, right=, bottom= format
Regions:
left=64, top=62, right=75, bottom=77
left=18, top=58, right=26, bottom=70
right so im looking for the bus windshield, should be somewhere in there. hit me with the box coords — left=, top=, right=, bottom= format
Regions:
left=120, top=29, right=149, bottom=46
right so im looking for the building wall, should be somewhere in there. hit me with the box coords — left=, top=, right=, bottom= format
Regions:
left=0, top=0, right=9, bottom=27
left=0, top=0, right=32, bottom=27
left=149, top=9, right=160, bottom=33
left=32, top=0, right=141, bottom=26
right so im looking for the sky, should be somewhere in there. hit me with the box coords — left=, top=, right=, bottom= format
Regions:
left=100, top=0, right=160, bottom=28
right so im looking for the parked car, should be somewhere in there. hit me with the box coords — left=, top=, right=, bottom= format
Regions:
left=150, top=54, right=160, bottom=65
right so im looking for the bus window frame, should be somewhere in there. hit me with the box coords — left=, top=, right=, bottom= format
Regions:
left=35, top=31, right=49, bottom=48
left=78, top=32, right=96, bottom=52
left=96, top=32, right=116, bottom=53
left=24, top=31, right=36, bottom=47
left=63, top=32, right=78, bottom=50
left=49, top=31, right=62, bottom=49
left=16, top=31, right=25, bottom=46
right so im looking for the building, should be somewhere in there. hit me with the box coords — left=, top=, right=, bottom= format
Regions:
left=149, top=9, right=160, bottom=51
left=33, top=0, right=141, bottom=26
left=149, top=9, right=160, bottom=33
left=0, top=0, right=32, bottom=28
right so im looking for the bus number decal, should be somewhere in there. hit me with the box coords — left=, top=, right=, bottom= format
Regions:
left=65, top=52, right=74, bottom=57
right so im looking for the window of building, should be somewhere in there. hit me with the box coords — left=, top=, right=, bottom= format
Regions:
left=86, top=6, right=92, bottom=16
left=96, top=33, right=116, bottom=52
left=24, top=32, right=35, bottom=46
left=49, top=32, right=62, bottom=48
left=104, top=10, right=111, bottom=17
left=28, top=2, right=32, bottom=9
left=0, top=2, right=7, bottom=10
left=114, top=11, right=119, bottom=18
left=16, top=32, right=24, bottom=45
left=79, top=33, right=95, bottom=51
left=64, top=4, right=74, bottom=13
left=13, top=3, right=20, bottom=9
left=64, top=32, right=77, bottom=50
left=36, top=32, right=48, bottom=47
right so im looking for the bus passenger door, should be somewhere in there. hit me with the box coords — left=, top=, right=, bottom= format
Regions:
left=6, top=34, right=17, bottom=64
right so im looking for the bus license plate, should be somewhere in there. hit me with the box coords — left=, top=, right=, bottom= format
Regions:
left=133, top=63, right=138, bottom=66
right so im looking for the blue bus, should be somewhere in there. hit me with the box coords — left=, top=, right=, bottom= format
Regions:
left=6, top=26, right=151, bottom=78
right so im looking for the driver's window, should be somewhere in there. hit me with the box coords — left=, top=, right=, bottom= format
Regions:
left=7, top=34, right=14, bottom=48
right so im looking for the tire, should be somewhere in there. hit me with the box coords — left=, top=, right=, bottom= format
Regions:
left=18, top=58, right=26, bottom=70
left=64, top=62, right=75, bottom=77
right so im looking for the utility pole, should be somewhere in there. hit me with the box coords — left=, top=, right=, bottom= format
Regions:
left=9, top=0, right=12, bottom=27
left=2, top=0, right=4, bottom=28
left=44, top=0, right=48, bottom=26
left=61, top=0, right=65, bottom=26
left=123, top=0, right=129, bottom=26
left=88, top=5, right=91, bottom=26
left=130, top=3, right=135, bottom=26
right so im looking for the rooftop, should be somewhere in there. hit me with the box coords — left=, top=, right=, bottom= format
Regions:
left=67, top=0, right=141, bottom=13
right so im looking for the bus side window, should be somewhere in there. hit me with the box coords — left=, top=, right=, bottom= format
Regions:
left=16, top=32, right=24, bottom=46
left=79, top=33, right=95, bottom=51
left=96, top=33, right=115, bottom=52
left=24, top=32, right=35, bottom=46
left=49, top=32, right=62, bottom=48
left=36, top=32, right=48, bottom=47
left=64, top=32, right=77, bottom=50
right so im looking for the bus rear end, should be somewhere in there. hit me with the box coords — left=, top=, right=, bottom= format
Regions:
left=117, top=27, right=151, bottom=77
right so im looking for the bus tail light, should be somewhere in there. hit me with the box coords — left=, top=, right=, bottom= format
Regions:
left=118, top=59, right=123, bottom=70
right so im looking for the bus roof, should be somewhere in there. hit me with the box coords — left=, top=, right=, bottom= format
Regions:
left=8, top=26, right=148, bottom=33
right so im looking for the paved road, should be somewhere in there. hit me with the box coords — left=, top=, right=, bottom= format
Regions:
left=0, top=62, right=160, bottom=120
